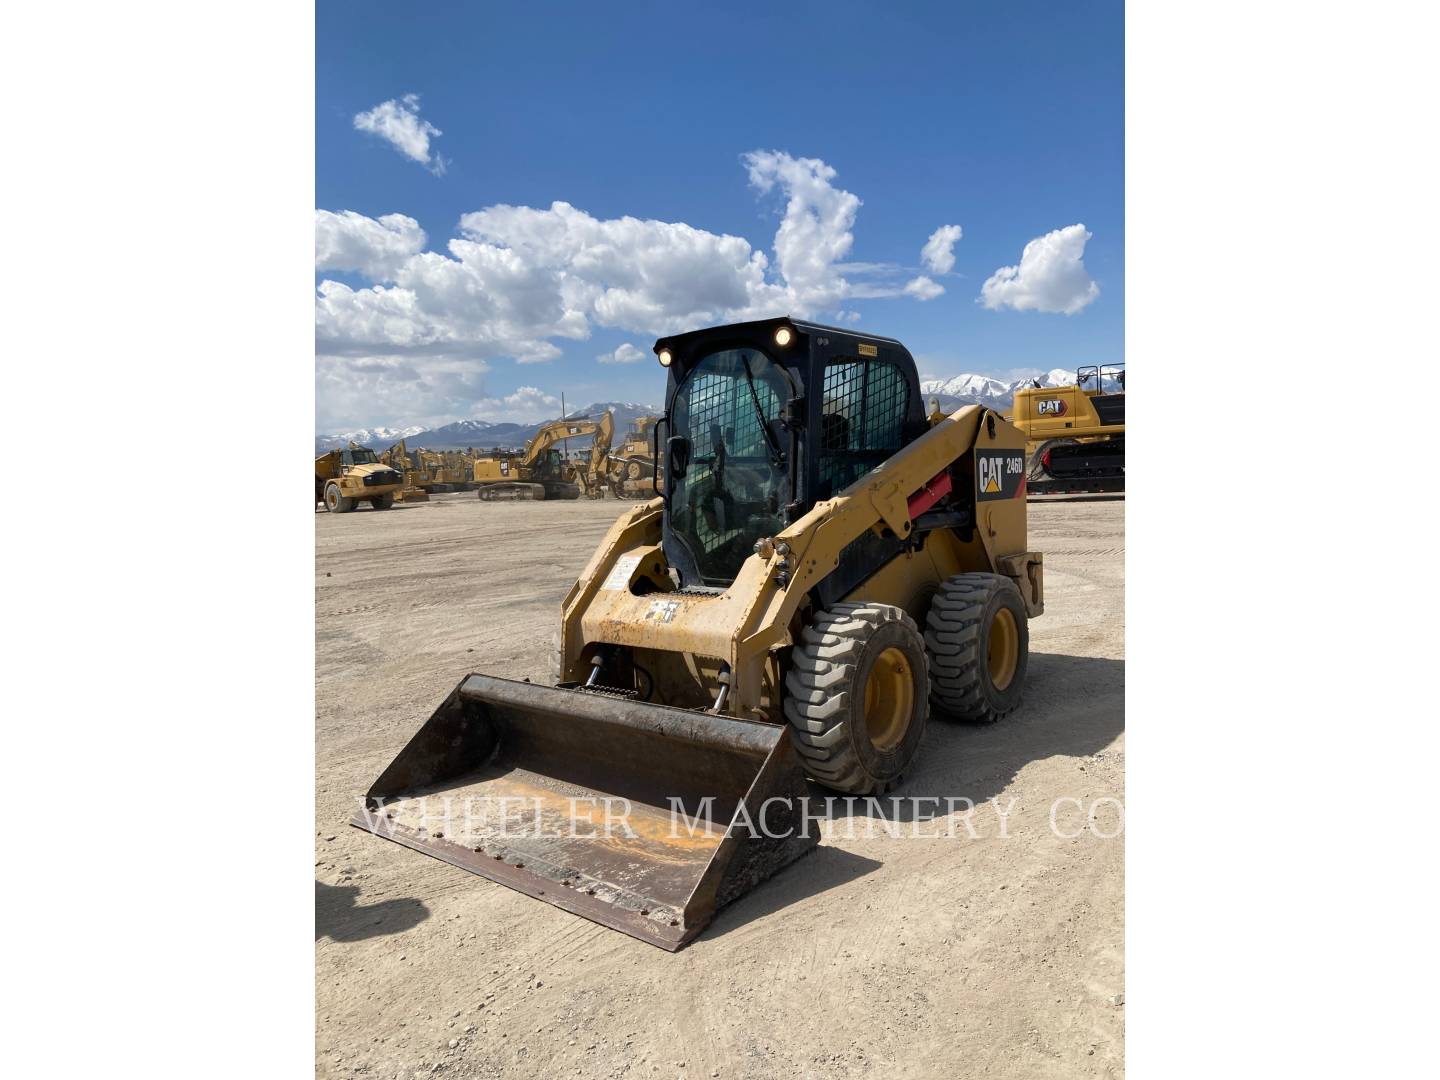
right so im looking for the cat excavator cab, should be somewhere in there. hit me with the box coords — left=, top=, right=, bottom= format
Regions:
left=1010, top=364, right=1125, bottom=494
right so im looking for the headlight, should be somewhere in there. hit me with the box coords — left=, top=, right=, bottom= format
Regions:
left=657, top=348, right=672, bottom=367
left=774, top=326, right=793, bottom=348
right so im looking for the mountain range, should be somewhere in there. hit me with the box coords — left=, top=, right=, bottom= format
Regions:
left=918, top=368, right=1077, bottom=413
left=317, top=368, right=1115, bottom=453
left=315, top=402, right=660, bottom=453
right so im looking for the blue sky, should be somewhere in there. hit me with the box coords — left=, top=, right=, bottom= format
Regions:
left=316, top=0, right=1123, bottom=431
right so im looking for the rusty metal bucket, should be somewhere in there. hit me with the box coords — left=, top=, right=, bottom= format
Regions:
left=350, top=674, right=817, bottom=950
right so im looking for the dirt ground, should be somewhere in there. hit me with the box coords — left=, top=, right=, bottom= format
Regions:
left=316, top=493, right=1124, bottom=1080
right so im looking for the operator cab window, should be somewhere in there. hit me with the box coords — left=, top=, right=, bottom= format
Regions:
left=669, top=347, right=790, bottom=584
left=342, top=448, right=380, bottom=467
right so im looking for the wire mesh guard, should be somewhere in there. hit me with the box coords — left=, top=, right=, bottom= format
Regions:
left=818, top=359, right=909, bottom=496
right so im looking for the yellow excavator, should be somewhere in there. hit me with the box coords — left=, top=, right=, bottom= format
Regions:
left=1009, top=364, right=1124, bottom=494
left=354, top=318, right=1044, bottom=949
left=473, top=416, right=606, bottom=500
left=573, top=410, right=616, bottom=499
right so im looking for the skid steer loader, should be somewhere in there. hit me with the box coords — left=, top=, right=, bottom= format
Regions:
left=354, top=318, right=1044, bottom=949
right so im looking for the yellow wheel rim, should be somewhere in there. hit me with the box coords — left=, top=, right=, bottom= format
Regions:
left=864, top=646, right=914, bottom=752
left=325, top=486, right=339, bottom=510
left=987, top=607, right=1019, bottom=691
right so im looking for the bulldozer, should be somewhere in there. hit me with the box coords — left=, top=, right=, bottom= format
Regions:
left=353, top=317, right=1044, bottom=949
left=316, top=443, right=403, bottom=512
left=1010, top=363, right=1125, bottom=494
left=472, top=416, right=605, bottom=500
left=605, top=414, right=662, bottom=499
left=416, top=448, right=474, bottom=493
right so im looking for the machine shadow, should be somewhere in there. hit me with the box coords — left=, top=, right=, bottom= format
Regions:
left=315, top=881, right=431, bottom=942
left=699, top=652, right=1122, bottom=941
left=701, top=846, right=883, bottom=942
left=877, top=651, right=1124, bottom=820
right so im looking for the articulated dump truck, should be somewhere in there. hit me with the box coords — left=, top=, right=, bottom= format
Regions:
left=316, top=444, right=403, bottom=512
left=354, top=317, right=1044, bottom=949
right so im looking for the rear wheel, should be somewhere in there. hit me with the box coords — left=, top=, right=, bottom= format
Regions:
left=324, top=482, right=355, bottom=513
left=370, top=493, right=395, bottom=510
left=783, top=602, right=929, bottom=794
left=924, top=574, right=1029, bottom=723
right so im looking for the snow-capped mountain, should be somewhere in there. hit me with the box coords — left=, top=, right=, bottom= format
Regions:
left=919, top=368, right=1077, bottom=409
left=317, top=402, right=663, bottom=453
left=314, top=425, right=426, bottom=453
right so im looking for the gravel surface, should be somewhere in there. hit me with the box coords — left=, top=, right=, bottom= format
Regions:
left=316, top=492, right=1124, bottom=1079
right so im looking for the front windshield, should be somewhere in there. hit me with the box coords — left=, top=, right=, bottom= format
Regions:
left=669, top=347, right=789, bottom=584
left=349, top=448, right=380, bottom=465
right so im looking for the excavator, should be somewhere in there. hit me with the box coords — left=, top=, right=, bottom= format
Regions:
left=354, top=317, right=1044, bottom=949
left=473, top=415, right=607, bottom=500
left=1009, top=363, right=1125, bottom=494
left=573, top=410, right=616, bottom=499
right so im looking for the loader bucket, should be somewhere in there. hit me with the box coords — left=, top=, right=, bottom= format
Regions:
left=350, top=674, right=818, bottom=950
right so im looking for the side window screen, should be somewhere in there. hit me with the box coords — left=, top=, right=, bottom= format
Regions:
left=817, top=360, right=909, bottom=498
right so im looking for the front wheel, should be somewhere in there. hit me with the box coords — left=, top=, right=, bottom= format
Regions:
left=925, top=573, right=1029, bottom=723
left=370, top=493, right=395, bottom=510
left=324, top=482, right=355, bottom=513
left=783, top=602, right=929, bottom=795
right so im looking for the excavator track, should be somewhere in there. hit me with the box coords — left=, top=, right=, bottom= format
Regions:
left=1027, top=436, right=1124, bottom=496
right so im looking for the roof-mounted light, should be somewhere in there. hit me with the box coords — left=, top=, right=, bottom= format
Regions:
left=773, top=326, right=794, bottom=348
left=657, top=348, right=673, bottom=367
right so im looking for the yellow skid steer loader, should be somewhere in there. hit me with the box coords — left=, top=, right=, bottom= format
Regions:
left=354, top=318, right=1044, bottom=949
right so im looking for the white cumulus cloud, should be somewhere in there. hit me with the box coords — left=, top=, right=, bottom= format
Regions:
left=743, top=150, right=859, bottom=313
left=920, top=224, right=963, bottom=274
left=316, top=151, right=946, bottom=430
left=353, top=94, right=447, bottom=176
left=979, top=224, right=1100, bottom=315
left=597, top=342, right=646, bottom=364
left=904, top=276, right=944, bottom=300
left=315, top=210, right=426, bottom=281
left=474, top=385, right=560, bottom=422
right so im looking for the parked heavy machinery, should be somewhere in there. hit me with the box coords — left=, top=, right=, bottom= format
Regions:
left=472, top=417, right=603, bottom=500
left=605, top=414, right=662, bottom=498
left=416, top=449, right=474, bottom=493
left=573, top=410, right=616, bottom=499
left=354, top=318, right=1045, bottom=949
left=1010, top=363, right=1125, bottom=494
left=315, top=444, right=403, bottom=512
left=380, top=439, right=430, bottom=502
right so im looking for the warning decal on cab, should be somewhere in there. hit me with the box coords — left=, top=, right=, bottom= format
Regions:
left=976, top=449, right=1026, bottom=501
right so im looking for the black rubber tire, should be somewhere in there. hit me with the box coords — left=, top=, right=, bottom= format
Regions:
left=370, top=493, right=395, bottom=510
left=324, top=482, right=354, bottom=513
left=925, top=573, right=1029, bottom=723
left=783, top=602, right=929, bottom=795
